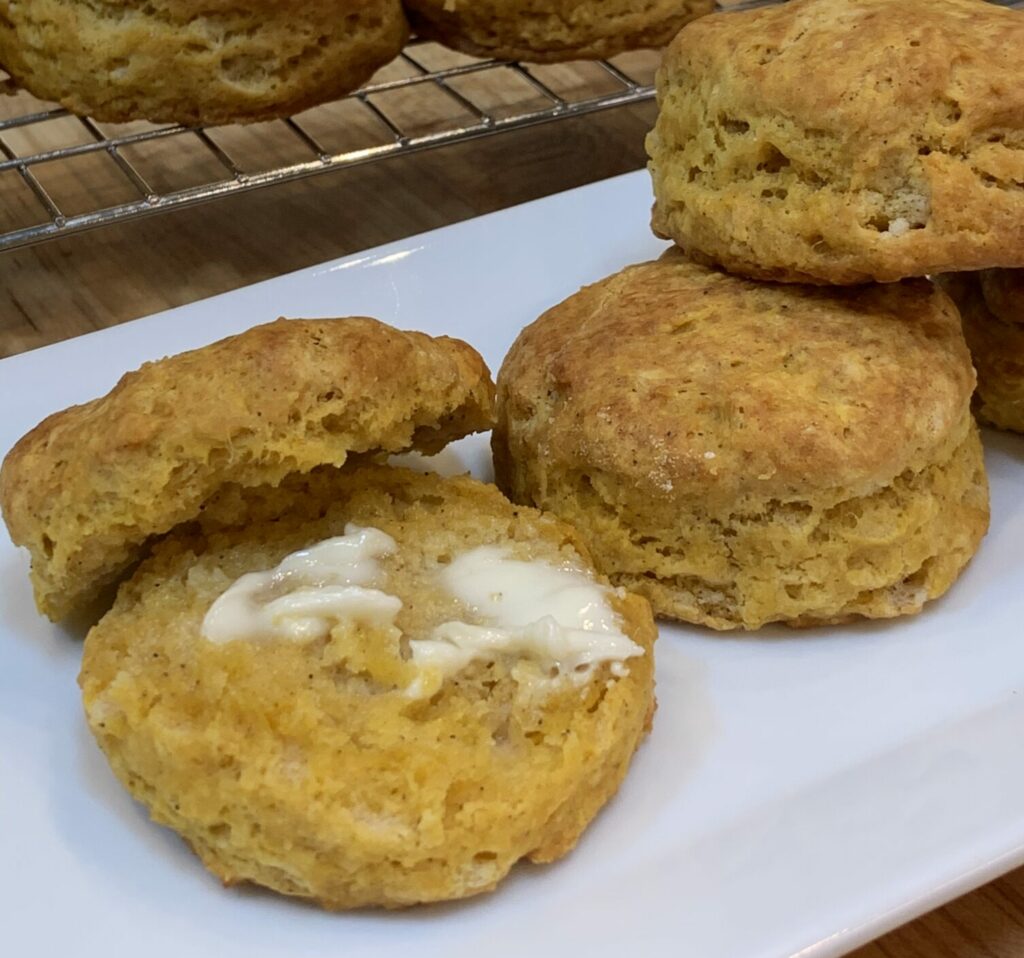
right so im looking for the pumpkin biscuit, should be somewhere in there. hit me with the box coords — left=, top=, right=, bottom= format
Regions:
left=939, top=270, right=1024, bottom=433
left=0, top=317, right=494, bottom=621
left=494, top=253, right=990, bottom=629
left=405, top=0, right=713, bottom=63
left=80, top=465, right=656, bottom=908
left=0, top=0, right=408, bottom=124
left=647, top=0, right=1024, bottom=284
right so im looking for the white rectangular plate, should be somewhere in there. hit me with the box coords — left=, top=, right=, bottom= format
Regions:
left=2, top=172, right=1023, bottom=958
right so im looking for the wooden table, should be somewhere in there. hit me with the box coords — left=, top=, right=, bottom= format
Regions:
left=1, top=65, right=1022, bottom=958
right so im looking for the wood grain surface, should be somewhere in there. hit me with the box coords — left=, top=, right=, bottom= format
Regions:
left=0, top=51, right=1020, bottom=958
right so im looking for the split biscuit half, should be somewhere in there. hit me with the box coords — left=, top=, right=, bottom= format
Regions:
left=0, top=317, right=494, bottom=621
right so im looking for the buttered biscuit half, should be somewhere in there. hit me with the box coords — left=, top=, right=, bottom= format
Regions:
left=80, top=465, right=656, bottom=908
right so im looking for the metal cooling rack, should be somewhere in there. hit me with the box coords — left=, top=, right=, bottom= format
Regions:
left=0, top=41, right=663, bottom=252
left=0, top=0, right=1019, bottom=252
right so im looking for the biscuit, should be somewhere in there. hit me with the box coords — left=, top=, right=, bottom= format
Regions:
left=0, top=0, right=408, bottom=124
left=938, top=270, right=1024, bottom=433
left=405, top=0, right=713, bottom=63
left=493, top=253, right=990, bottom=630
left=647, top=0, right=1024, bottom=284
left=0, top=318, right=494, bottom=621
left=79, top=465, right=656, bottom=908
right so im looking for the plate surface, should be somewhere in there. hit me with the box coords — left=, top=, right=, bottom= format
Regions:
left=2, top=172, right=1023, bottom=958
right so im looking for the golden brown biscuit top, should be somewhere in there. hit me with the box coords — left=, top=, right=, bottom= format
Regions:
left=498, top=253, right=974, bottom=502
left=664, top=0, right=1024, bottom=143
left=0, top=0, right=408, bottom=125
left=979, top=269, right=1024, bottom=327
left=0, top=317, right=494, bottom=620
left=2, top=316, right=493, bottom=503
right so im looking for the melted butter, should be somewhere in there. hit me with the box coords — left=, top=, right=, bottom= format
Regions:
left=406, top=546, right=643, bottom=698
left=202, top=531, right=644, bottom=698
left=201, top=524, right=401, bottom=644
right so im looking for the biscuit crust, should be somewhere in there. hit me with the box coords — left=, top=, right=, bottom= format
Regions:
left=647, top=0, right=1024, bottom=284
left=0, top=318, right=495, bottom=621
left=79, top=466, right=656, bottom=908
left=939, top=270, right=1024, bottom=433
left=405, top=0, right=713, bottom=63
left=0, top=0, right=408, bottom=124
left=494, top=254, right=990, bottom=629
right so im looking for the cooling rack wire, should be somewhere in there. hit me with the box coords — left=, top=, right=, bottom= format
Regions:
left=0, top=39, right=669, bottom=252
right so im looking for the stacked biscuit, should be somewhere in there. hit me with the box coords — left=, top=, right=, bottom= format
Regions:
left=495, top=0, right=1022, bottom=629
left=0, top=318, right=656, bottom=908
left=0, top=0, right=714, bottom=124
